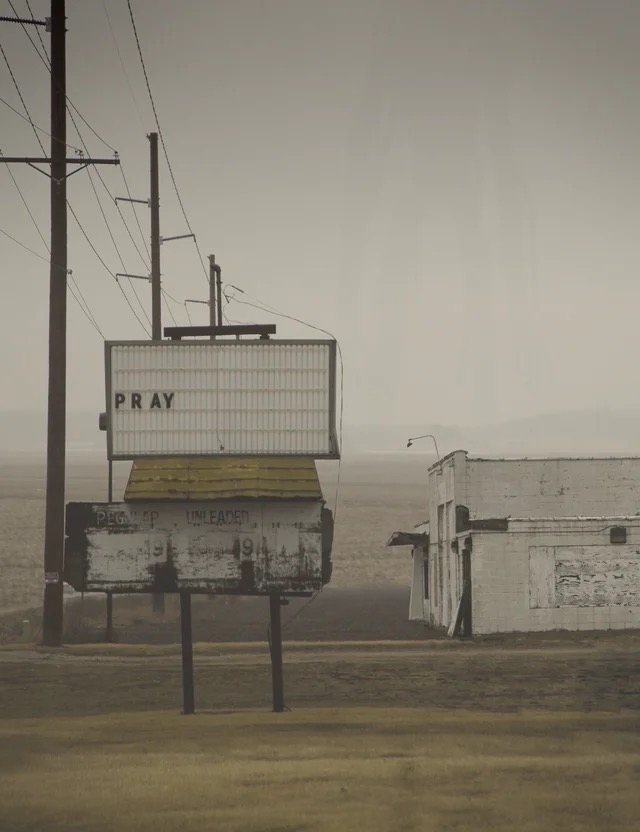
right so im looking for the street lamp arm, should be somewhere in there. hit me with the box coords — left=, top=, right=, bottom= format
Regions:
left=406, top=434, right=440, bottom=459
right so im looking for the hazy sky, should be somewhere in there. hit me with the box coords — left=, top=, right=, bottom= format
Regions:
left=2, top=0, right=640, bottom=427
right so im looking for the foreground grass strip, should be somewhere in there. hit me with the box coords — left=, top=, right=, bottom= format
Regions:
left=1, top=708, right=639, bottom=832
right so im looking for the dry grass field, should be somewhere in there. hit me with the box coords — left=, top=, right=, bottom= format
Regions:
left=1, top=639, right=640, bottom=831
left=3, top=706, right=639, bottom=832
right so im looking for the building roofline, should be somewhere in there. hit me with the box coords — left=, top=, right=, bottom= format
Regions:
left=506, top=515, right=640, bottom=522
left=469, top=455, right=640, bottom=462
left=427, top=450, right=640, bottom=471
left=427, top=449, right=467, bottom=472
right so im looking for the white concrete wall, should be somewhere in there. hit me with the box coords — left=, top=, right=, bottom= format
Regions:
left=408, top=546, right=429, bottom=621
left=465, top=457, right=640, bottom=519
left=426, top=452, right=465, bottom=629
left=471, top=518, right=640, bottom=634
left=423, top=452, right=640, bottom=631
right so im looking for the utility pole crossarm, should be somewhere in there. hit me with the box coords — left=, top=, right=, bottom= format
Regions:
left=0, top=15, right=48, bottom=26
left=0, top=157, right=119, bottom=164
left=161, top=233, right=195, bottom=244
left=115, top=196, right=149, bottom=206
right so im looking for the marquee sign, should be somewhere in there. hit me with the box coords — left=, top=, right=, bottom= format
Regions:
left=105, top=340, right=339, bottom=460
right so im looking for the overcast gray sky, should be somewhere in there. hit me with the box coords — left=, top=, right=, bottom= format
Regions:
left=2, top=0, right=640, bottom=427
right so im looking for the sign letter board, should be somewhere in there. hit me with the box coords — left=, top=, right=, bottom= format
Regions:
left=105, top=340, right=339, bottom=460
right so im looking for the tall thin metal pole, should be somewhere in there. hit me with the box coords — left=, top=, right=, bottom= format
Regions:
left=216, top=264, right=223, bottom=326
left=42, top=0, right=67, bottom=646
left=149, top=132, right=161, bottom=340
left=208, top=255, right=216, bottom=336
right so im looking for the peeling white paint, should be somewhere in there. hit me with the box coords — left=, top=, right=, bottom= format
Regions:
left=66, top=500, right=325, bottom=594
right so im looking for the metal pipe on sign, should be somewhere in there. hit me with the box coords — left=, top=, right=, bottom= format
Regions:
left=215, top=264, right=222, bottom=327
left=106, top=593, right=113, bottom=643
left=208, top=255, right=216, bottom=338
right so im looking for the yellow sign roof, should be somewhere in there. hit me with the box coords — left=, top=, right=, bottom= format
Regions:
left=124, top=456, right=323, bottom=501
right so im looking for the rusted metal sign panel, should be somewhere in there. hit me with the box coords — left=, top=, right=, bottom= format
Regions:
left=105, top=340, right=339, bottom=460
left=65, top=500, right=333, bottom=595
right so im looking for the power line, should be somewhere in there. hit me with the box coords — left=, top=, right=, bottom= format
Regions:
left=119, top=164, right=151, bottom=261
left=68, top=278, right=105, bottom=337
left=0, top=224, right=104, bottom=337
left=68, top=201, right=151, bottom=336
left=161, top=289, right=179, bottom=326
left=0, top=94, right=84, bottom=153
left=7, top=0, right=49, bottom=70
left=0, top=38, right=46, bottom=154
left=24, top=0, right=47, bottom=57
left=0, top=224, right=48, bottom=261
left=2, top=159, right=48, bottom=250
left=126, top=0, right=210, bottom=287
left=65, top=109, right=152, bottom=328
left=17, top=0, right=119, bottom=155
left=101, top=0, right=146, bottom=130
left=1, top=28, right=149, bottom=333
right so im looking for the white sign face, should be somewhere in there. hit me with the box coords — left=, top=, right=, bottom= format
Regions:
left=105, top=340, right=339, bottom=460
left=65, top=500, right=329, bottom=594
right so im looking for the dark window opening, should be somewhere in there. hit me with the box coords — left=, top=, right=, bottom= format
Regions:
left=423, top=555, right=429, bottom=600
left=610, top=526, right=627, bottom=544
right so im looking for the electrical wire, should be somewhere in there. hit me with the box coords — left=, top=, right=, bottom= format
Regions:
left=18, top=2, right=150, bottom=281
left=0, top=38, right=46, bottom=154
left=1, top=25, right=150, bottom=334
left=101, top=0, right=146, bottom=130
left=0, top=225, right=49, bottom=261
left=161, top=289, right=179, bottom=326
left=1, top=157, right=47, bottom=250
left=19, top=0, right=119, bottom=155
left=68, top=201, right=150, bottom=336
left=282, top=591, right=322, bottom=633
left=24, top=0, right=46, bottom=54
left=8, top=0, right=48, bottom=70
left=0, top=225, right=104, bottom=337
left=53, top=81, right=151, bottom=326
left=119, top=165, right=151, bottom=261
left=126, top=0, right=210, bottom=287
left=0, top=94, right=83, bottom=153
left=2, top=164, right=102, bottom=334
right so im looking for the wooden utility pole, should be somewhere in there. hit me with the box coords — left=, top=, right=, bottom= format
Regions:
left=42, top=0, right=67, bottom=646
left=149, top=132, right=161, bottom=340
left=1, top=1, right=119, bottom=645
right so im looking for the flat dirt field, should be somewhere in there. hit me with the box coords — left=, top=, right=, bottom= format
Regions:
left=1, top=638, right=640, bottom=831
left=2, top=452, right=640, bottom=830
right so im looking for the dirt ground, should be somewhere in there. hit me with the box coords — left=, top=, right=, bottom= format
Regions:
left=2, top=632, right=640, bottom=718
left=3, top=706, right=639, bottom=832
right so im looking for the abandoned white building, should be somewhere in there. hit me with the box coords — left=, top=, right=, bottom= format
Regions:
left=388, top=451, right=640, bottom=635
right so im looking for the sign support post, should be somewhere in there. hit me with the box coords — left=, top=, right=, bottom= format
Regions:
left=269, top=594, right=285, bottom=713
left=180, top=591, right=195, bottom=714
